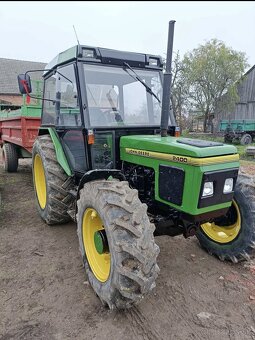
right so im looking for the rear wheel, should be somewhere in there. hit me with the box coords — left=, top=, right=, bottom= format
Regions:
left=224, top=135, right=232, bottom=143
left=240, top=133, right=252, bottom=145
left=32, top=135, right=74, bottom=225
left=2, top=143, right=18, bottom=172
left=196, top=175, right=255, bottom=263
left=77, top=180, right=160, bottom=309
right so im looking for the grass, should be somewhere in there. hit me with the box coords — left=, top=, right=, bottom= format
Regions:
left=240, top=159, right=255, bottom=167
left=184, top=132, right=255, bottom=162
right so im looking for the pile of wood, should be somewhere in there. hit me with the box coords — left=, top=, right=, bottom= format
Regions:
left=246, top=146, right=255, bottom=157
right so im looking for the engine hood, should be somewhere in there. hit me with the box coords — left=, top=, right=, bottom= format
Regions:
left=120, top=135, right=238, bottom=158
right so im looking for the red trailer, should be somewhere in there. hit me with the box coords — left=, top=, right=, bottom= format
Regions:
left=0, top=95, right=41, bottom=172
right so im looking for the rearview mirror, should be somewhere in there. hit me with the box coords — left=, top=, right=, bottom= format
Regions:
left=17, top=74, right=32, bottom=94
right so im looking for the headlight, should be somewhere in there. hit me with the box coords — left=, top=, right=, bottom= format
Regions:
left=82, top=48, right=95, bottom=58
left=149, top=57, right=159, bottom=66
left=223, top=178, right=233, bottom=194
left=202, top=182, right=214, bottom=197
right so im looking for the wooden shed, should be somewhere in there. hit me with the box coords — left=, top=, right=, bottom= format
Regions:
left=219, top=65, right=255, bottom=121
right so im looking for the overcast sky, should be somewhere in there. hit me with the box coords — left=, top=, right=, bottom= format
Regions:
left=1, top=1, right=254, bottom=69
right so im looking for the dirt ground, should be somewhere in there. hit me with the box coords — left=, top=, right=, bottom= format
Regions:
left=0, top=158, right=255, bottom=340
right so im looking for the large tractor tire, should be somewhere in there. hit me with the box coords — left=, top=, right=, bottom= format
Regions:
left=32, top=135, right=74, bottom=225
left=77, top=180, right=160, bottom=309
left=2, top=143, right=18, bottom=172
left=196, top=174, right=255, bottom=263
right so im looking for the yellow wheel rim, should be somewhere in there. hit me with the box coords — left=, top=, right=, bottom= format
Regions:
left=34, top=154, right=47, bottom=209
left=201, top=200, right=241, bottom=243
left=82, top=208, right=110, bottom=282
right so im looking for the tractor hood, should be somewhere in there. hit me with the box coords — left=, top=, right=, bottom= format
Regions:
left=120, top=135, right=238, bottom=158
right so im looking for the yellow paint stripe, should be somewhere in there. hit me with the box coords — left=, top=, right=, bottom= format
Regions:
left=124, top=148, right=239, bottom=166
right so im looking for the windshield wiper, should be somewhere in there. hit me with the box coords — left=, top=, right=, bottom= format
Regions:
left=123, top=62, right=161, bottom=103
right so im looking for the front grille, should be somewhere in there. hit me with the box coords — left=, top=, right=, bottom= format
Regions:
left=198, top=168, right=239, bottom=208
left=159, top=165, right=185, bottom=206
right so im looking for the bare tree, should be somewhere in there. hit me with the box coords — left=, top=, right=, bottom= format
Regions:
left=182, top=39, right=248, bottom=132
left=166, top=51, right=189, bottom=129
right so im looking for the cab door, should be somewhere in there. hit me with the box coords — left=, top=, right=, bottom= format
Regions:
left=54, top=63, right=88, bottom=173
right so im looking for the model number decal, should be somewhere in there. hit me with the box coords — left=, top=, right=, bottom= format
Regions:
left=172, top=156, right=188, bottom=163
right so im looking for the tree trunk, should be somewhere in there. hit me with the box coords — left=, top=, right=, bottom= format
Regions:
left=203, top=109, right=209, bottom=132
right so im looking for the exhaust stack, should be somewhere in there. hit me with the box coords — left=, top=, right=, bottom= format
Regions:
left=160, top=20, right=176, bottom=137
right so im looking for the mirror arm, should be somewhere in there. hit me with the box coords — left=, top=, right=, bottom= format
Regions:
left=26, top=92, right=57, bottom=104
left=22, top=69, right=72, bottom=103
left=24, top=69, right=52, bottom=78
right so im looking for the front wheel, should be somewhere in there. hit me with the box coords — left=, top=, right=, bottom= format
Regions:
left=196, top=175, right=255, bottom=263
left=77, top=180, right=160, bottom=309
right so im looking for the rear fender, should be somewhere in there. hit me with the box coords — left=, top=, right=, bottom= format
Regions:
left=38, top=128, right=72, bottom=176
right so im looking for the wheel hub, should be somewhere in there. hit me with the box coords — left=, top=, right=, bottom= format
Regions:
left=94, top=230, right=109, bottom=254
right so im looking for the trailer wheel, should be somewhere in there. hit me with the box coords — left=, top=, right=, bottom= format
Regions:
left=77, top=180, right=160, bottom=309
left=32, top=135, right=74, bottom=225
left=224, top=135, right=232, bottom=143
left=196, top=175, right=255, bottom=263
left=240, top=134, right=252, bottom=145
left=2, top=143, right=18, bottom=172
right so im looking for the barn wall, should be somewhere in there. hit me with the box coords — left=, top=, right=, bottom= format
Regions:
left=218, top=66, right=255, bottom=123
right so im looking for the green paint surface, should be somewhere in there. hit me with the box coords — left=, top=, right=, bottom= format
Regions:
left=120, top=135, right=237, bottom=157
left=94, top=231, right=104, bottom=254
left=42, top=128, right=72, bottom=176
left=120, top=135, right=239, bottom=216
left=45, top=46, right=77, bottom=73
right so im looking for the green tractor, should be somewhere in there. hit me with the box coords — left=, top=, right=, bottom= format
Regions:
left=18, top=21, right=255, bottom=309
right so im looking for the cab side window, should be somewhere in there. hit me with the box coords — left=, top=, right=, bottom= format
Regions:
left=56, top=64, right=81, bottom=127
left=41, top=64, right=81, bottom=127
left=42, top=74, right=57, bottom=125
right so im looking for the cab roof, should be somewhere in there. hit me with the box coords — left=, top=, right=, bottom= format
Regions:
left=44, top=45, right=163, bottom=76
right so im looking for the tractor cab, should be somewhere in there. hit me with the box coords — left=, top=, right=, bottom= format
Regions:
left=22, top=45, right=173, bottom=176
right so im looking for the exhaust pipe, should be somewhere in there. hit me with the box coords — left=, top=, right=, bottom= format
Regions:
left=160, top=20, right=176, bottom=137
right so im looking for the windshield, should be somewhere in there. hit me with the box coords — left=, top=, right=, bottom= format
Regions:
left=83, top=64, right=162, bottom=127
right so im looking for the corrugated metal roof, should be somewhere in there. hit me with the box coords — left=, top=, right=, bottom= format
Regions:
left=0, top=58, right=46, bottom=94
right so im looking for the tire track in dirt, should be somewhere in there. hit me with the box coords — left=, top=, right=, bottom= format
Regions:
left=124, top=306, right=165, bottom=340
left=150, top=283, right=206, bottom=340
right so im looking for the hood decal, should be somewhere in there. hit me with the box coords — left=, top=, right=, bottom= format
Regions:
left=125, top=148, right=239, bottom=166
